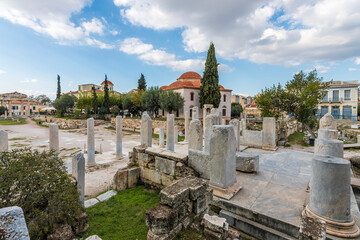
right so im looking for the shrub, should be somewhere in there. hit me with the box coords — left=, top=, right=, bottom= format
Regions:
left=0, top=148, right=84, bottom=239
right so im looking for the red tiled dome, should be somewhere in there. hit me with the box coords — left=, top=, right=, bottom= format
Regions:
left=101, top=80, right=113, bottom=85
left=178, top=71, right=202, bottom=79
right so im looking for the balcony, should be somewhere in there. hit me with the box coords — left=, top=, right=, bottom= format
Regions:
left=321, top=97, right=343, bottom=103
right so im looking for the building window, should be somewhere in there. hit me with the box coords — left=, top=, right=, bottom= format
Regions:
left=343, top=106, right=352, bottom=119
left=222, top=107, right=226, bottom=116
left=190, top=92, right=194, bottom=101
left=235, top=96, right=239, bottom=103
left=223, top=94, right=226, bottom=102
left=332, top=90, right=339, bottom=102
left=331, top=106, right=340, bottom=119
left=320, top=106, right=328, bottom=117
left=322, top=91, right=328, bottom=102
left=344, top=90, right=351, bottom=101
left=33, top=106, right=35, bottom=110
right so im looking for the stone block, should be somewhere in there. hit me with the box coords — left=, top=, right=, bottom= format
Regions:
left=159, top=178, right=191, bottom=208
left=314, top=138, right=343, bottom=158
left=145, top=147, right=188, bottom=163
left=127, top=167, right=140, bottom=188
left=319, top=113, right=337, bottom=130
left=203, top=228, right=223, bottom=240
left=97, top=190, right=117, bottom=202
left=262, top=117, right=277, bottom=150
left=0, top=206, right=30, bottom=240
left=84, top=198, right=99, bottom=208
left=146, top=204, right=178, bottom=235
left=0, top=130, right=8, bottom=152
left=203, top=214, right=229, bottom=233
left=235, top=152, right=259, bottom=173
left=138, top=153, right=150, bottom=167
left=175, top=162, right=199, bottom=178
left=141, top=168, right=162, bottom=185
left=193, top=195, right=207, bottom=214
left=155, top=157, right=176, bottom=176
left=161, top=173, right=175, bottom=187
left=188, top=178, right=208, bottom=201
left=113, top=169, right=128, bottom=191
left=318, top=129, right=338, bottom=140
left=240, top=130, right=263, bottom=148
left=181, top=215, right=194, bottom=230
left=147, top=223, right=182, bottom=240
left=188, top=149, right=211, bottom=179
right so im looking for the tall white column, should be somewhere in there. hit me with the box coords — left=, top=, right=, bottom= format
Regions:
left=166, top=114, right=175, bottom=152
left=116, top=116, right=123, bottom=159
left=87, top=118, right=96, bottom=166
left=49, top=123, right=59, bottom=153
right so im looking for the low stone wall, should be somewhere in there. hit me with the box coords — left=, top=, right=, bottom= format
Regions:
left=111, top=118, right=185, bottom=134
left=131, top=146, right=199, bottom=189
left=239, top=130, right=263, bottom=148
left=37, top=116, right=105, bottom=129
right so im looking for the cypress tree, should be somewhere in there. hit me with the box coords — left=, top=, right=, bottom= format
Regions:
left=92, top=86, right=98, bottom=114
left=103, top=74, right=110, bottom=113
left=199, top=42, right=221, bottom=108
left=56, top=75, right=61, bottom=99
left=138, top=73, right=147, bottom=90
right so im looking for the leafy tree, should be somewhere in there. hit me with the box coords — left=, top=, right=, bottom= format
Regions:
left=231, top=103, right=243, bottom=117
left=53, top=94, right=76, bottom=117
left=92, top=86, right=98, bottom=114
left=103, top=74, right=110, bottom=113
left=160, top=90, right=185, bottom=114
left=138, top=73, right=147, bottom=91
left=0, top=106, right=6, bottom=116
left=141, top=86, right=162, bottom=115
left=199, top=42, right=221, bottom=108
left=122, top=94, right=136, bottom=115
left=56, top=74, right=61, bottom=99
left=35, top=94, right=51, bottom=104
left=110, top=105, right=120, bottom=117
left=256, top=70, right=326, bottom=138
left=0, top=148, right=84, bottom=239
left=76, top=91, right=92, bottom=111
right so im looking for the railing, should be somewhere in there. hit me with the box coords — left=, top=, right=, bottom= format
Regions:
left=317, top=114, right=358, bottom=121
left=321, top=97, right=343, bottom=103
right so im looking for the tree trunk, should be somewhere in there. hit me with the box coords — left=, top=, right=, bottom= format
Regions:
left=304, top=123, right=316, bottom=139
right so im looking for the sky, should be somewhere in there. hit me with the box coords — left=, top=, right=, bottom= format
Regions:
left=0, top=0, right=360, bottom=100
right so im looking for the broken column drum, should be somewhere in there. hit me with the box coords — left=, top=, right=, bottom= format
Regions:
left=188, top=119, right=203, bottom=151
left=303, top=155, right=360, bottom=238
left=87, top=118, right=96, bottom=166
left=49, top=123, right=59, bottom=153
left=314, top=138, right=343, bottom=158
left=140, top=112, right=152, bottom=147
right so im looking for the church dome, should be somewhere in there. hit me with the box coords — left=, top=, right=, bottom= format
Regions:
left=178, top=71, right=202, bottom=80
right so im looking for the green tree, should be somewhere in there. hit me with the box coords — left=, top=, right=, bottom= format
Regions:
left=255, top=84, right=286, bottom=119
left=35, top=94, right=51, bottom=104
left=199, top=42, right=221, bottom=108
left=160, top=90, right=185, bottom=114
left=231, top=103, right=243, bottom=117
left=76, top=91, right=92, bottom=111
left=0, top=106, right=6, bottom=115
left=141, top=86, right=162, bottom=115
left=53, top=94, right=76, bottom=117
left=103, top=74, right=110, bottom=113
left=138, top=73, right=147, bottom=91
left=56, top=74, right=61, bottom=99
left=92, top=86, right=98, bottom=114
left=122, top=94, right=137, bottom=116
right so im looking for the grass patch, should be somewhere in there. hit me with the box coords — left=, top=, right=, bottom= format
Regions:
left=152, top=133, right=185, bottom=142
left=8, top=137, right=26, bottom=141
left=174, top=229, right=206, bottom=240
left=0, top=119, right=27, bottom=125
left=287, top=132, right=310, bottom=147
left=81, top=186, right=158, bottom=240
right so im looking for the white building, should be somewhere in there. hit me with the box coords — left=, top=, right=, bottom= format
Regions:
left=160, top=72, right=232, bottom=120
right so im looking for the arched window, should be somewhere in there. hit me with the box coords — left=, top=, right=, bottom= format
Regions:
left=189, top=105, right=194, bottom=118
left=190, top=92, right=194, bottom=101
left=222, top=106, right=227, bottom=116
left=223, top=94, right=226, bottom=102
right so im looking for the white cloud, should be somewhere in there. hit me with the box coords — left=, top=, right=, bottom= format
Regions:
left=0, top=0, right=112, bottom=48
left=119, top=38, right=204, bottom=71
left=0, top=70, right=6, bottom=74
left=115, top=0, right=360, bottom=65
left=356, top=57, right=360, bottom=65
left=19, top=89, right=56, bottom=99
left=348, top=68, right=360, bottom=71
left=21, top=78, right=38, bottom=83
left=314, top=65, right=330, bottom=73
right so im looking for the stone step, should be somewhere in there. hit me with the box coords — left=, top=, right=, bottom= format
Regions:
left=220, top=210, right=296, bottom=240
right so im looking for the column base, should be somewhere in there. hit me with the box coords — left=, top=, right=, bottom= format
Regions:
left=210, top=182, right=241, bottom=200
left=302, top=205, right=360, bottom=238
left=262, top=145, right=278, bottom=151
left=86, top=163, right=96, bottom=167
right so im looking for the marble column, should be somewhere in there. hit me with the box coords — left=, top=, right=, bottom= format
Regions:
left=166, top=114, right=175, bottom=152
left=188, top=119, right=203, bottom=151
left=116, top=116, right=123, bottom=159
left=26, top=102, right=30, bottom=117
left=72, top=152, right=85, bottom=205
left=140, top=112, right=152, bottom=147
left=204, top=114, right=218, bottom=152
left=49, top=123, right=59, bottom=153
left=159, top=127, right=165, bottom=148
left=229, top=119, right=240, bottom=151
left=0, top=130, right=8, bottom=152
left=262, top=117, right=277, bottom=151
left=20, top=101, right=24, bottom=117
left=174, top=126, right=178, bottom=143
left=8, top=101, right=12, bottom=117
left=184, top=111, right=189, bottom=142
left=87, top=118, right=96, bottom=166
left=193, top=107, right=199, bottom=120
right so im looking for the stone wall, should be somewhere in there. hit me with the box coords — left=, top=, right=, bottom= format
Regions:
left=131, top=146, right=199, bottom=189
left=239, top=130, right=263, bottom=148
left=111, top=117, right=185, bottom=134
left=37, top=116, right=105, bottom=129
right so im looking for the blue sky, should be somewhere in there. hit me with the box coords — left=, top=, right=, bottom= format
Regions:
left=0, top=0, right=360, bottom=99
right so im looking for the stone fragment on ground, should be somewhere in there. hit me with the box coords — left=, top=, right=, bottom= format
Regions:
left=84, top=198, right=99, bottom=208
left=97, top=190, right=117, bottom=202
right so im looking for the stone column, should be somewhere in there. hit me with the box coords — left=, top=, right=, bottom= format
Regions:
left=26, top=102, right=30, bottom=117
left=303, top=155, right=360, bottom=238
left=193, top=107, right=198, bottom=120
left=262, top=117, right=277, bottom=151
left=116, top=116, right=123, bottom=159
left=159, top=127, right=165, bottom=147
left=188, top=119, right=203, bottom=151
left=221, top=119, right=226, bottom=125
left=229, top=119, right=240, bottom=151
left=314, top=138, right=343, bottom=158
left=319, top=113, right=337, bottom=130
left=204, top=114, right=218, bottom=152
left=184, top=111, right=189, bottom=142
left=72, top=152, right=85, bottom=205
left=318, top=129, right=338, bottom=140
left=49, top=123, right=59, bottom=153
left=358, top=135, right=360, bottom=144
left=8, top=101, right=12, bottom=117
left=4, top=110, right=7, bottom=119
left=87, top=118, right=96, bottom=166
left=140, top=112, right=152, bottom=147
left=209, top=125, right=241, bottom=200
left=174, top=126, right=178, bottom=143
left=0, top=130, right=8, bottom=152
left=20, top=101, right=24, bottom=117
left=166, top=114, right=175, bottom=151
left=240, top=119, right=246, bottom=135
